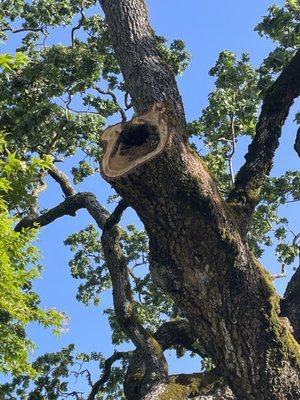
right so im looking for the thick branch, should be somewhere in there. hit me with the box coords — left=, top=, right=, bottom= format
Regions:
left=138, top=371, right=231, bottom=400
left=281, top=266, right=300, bottom=342
left=228, top=50, right=300, bottom=230
left=98, top=0, right=186, bottom=132
left=15, top=191, right=168, bottom=397
left=15, top=192, right=108, bottom=232
left=48, top=164, right=76, bottom=197
left=154, top=320, right=203, bottom=354
left=101, top=222, right=168, bottom=396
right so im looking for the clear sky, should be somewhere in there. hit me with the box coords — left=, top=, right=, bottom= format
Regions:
left=3, top=0, right=299, bottom=393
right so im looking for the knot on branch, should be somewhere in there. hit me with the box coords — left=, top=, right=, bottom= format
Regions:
left=101, top=102, right=172, bottom=178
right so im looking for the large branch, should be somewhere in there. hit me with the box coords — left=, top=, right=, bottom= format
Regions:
left=228, top=50, right=300, bottom=231
left=99, top=0, right=186, bottom=132
left=281, top=266, right=300, bottom=342
left=139, top=372, right=232, bottom=400
left=15, top=192, right=108, bottom=232
left=101, top=222, right=168, bottom=397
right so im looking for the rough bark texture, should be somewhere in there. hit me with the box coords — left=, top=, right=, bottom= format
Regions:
left=99, top=0, right=186, bottom=132
left=281, top=266, right=300, bottom=342
left=101, top=104, right=300, bottom=400
left=98, top=2, right=300, bottom=399
left=16, top=189, right=230, bottom=400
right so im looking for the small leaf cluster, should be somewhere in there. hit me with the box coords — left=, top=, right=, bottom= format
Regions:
left=255, top=0, right=300, bottom=91
left=156, top=36, right=191, bottom=75
left=64, top=225, right=110, bottom=306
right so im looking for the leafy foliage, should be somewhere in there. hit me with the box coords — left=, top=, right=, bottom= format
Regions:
left=0, top=136, right=62, bottom=377
left=0, top=0, right=299, bottom=398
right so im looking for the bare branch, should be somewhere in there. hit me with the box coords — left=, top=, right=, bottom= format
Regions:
left=294, top=126, right=300, bottom=157
left=87, top=351, right=128, bottom=400
left=48, top=164, right=76, bottom=197
left=15, top=192, right=109, bottom=232
left=101, top=221, right=168, bottom=395
left=228, top=50, right=300, bottom=232
left=94, top=86, right=127, bottom=122
left=71, top=1, right=86, bottom=46
left=103, top=198, right=128, bottom=230
left=1, top=27, right=44, bottom=34
left=15, top=189, right=167, bottom=394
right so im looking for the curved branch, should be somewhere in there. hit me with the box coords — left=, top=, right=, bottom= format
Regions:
left=71, top=1, right=85, bottom=46
left=87, top=351, right=129, bottom=400
left=48, top=164, right=76, bottom=197
left=101, top=223, right=168, bottom=396
left=228, top=50, right=300, bottom=231
left=15, top=190, right=167, bottom=396
left=15, top=192, right=109, bottom=232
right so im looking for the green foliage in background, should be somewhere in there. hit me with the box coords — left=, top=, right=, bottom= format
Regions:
left=0, top=0, right=299, bottom=398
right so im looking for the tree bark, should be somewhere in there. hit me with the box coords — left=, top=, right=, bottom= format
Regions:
left=101, top=103, right=300, bottom=400
left=99, top=1, right=300, bottom=399
left=99, top=0, right=186, bottom=132
left=281, top=266, right=300, bottom=342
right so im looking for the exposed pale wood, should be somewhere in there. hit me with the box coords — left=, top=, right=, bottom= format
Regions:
left=101, top=102, right=172, bottom=178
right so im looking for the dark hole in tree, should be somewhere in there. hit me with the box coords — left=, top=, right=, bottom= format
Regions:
left=111, top=123, right=160, bottom=158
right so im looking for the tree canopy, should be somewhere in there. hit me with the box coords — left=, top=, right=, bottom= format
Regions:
left=0, top=1, right=300, bottom=399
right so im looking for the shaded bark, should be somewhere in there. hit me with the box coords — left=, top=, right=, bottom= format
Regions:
left=281, top=266, right=300, bottom=342
left=294, top=126, right=300, bottom=157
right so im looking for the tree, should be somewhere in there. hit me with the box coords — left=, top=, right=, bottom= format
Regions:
left=0, top=0, right=300, bottom=399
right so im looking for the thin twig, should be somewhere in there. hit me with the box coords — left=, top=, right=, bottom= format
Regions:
left=94, top=86, right=127, bottom=122
left=87, top=352, right=128, bottom=400
left=71, top=1, right=86, bottom=46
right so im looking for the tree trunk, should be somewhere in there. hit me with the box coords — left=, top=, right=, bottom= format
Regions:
left=99, top=1, right=300, bottom=399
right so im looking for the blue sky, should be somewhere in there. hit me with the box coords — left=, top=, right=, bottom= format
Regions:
left=2, top=0, right=299, bottom=393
